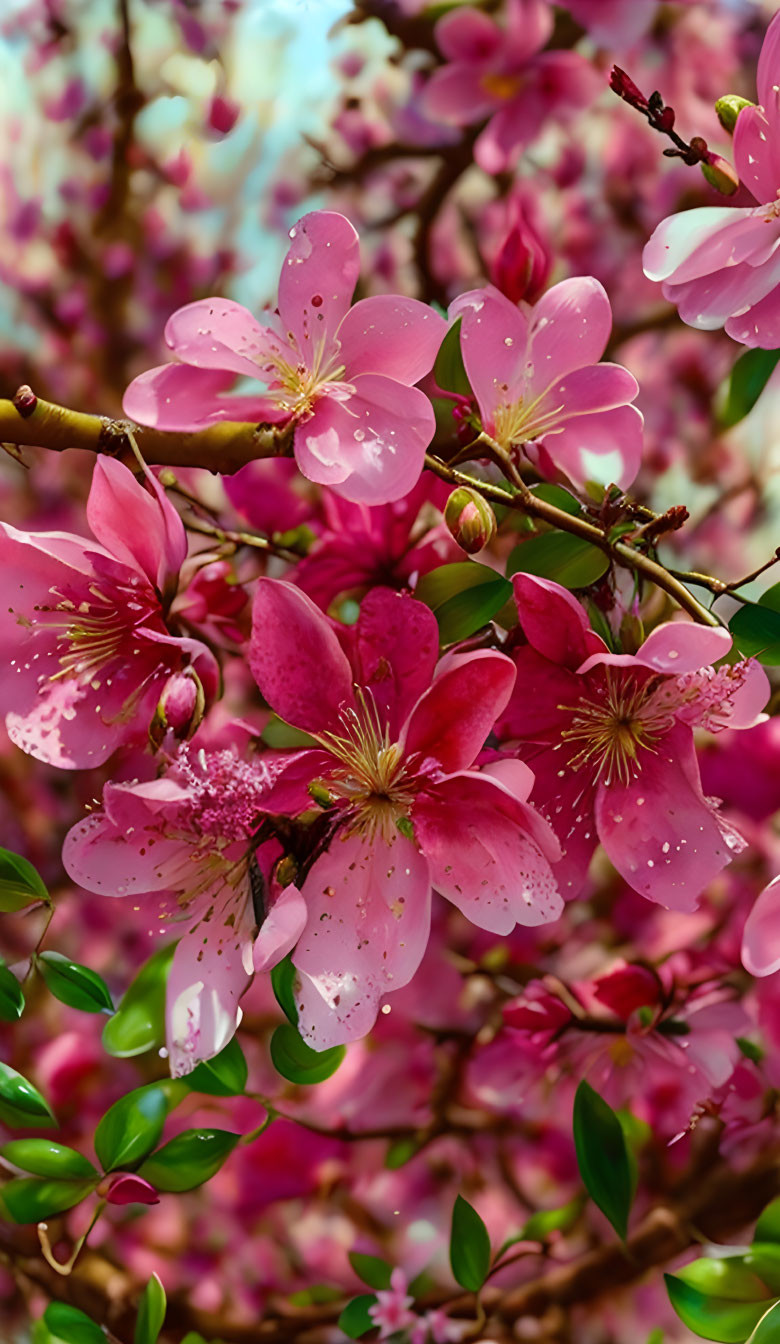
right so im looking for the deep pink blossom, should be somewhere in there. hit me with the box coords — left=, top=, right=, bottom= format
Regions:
left=496, top=575, right=769, bottom=907
left=450, top=279, right=643, bottom=490
left=742, top=875, right=780, bottom=977
left=124, top=211, right=446, bottom=504
left=250, top=581, right=563, bottom=1048
left=643, top=12, right=780, bottom=347
left=0, top=458, right=217, bottom=768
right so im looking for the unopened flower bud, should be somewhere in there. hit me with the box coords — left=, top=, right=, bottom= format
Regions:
left=208, top=94, right=240, bottom=136
left=491, top=205, right=551, bottom=305
left=444, top=488, right=496, bottom=555
left=715, top=94, right=755, bottom=135
left=609, top=66, right=648, bottom=112
left=102, top=1173, right=159, bottom=1206
left=701, top=153, right=739, bottom=196
left=150, top=669, right=205, bottom=747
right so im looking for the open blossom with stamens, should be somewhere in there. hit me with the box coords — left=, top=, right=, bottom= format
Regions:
left=249, top=580, right=563, bottom=1049
left=449, top=280, right=643, bottom=491
left=123, top=210, right=446, bottom=505
left=62, top=743, right=306, bottom=1076
left=0, top=457, right=218, bottom=768
left=643, top=12, right=780, bottom=347
left=495, top=575, right=770, bottom=908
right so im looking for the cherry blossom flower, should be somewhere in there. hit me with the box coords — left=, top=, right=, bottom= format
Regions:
left=450, top=279, right=643, bottom=490
left=124, top=211, right=446, bottom=504
left=0, top=457, right=218, bottom=768
left=369, top=1269, right=416, bottom=1339
left=249, top=580, right=563, bottom=1049
left=421, top=0, right=599, bottom=174
left=742, top=875, right=780, bottom=977
left=643, top=12, right=780, bottom=347
left=63, top=744, right=306, bottom=1076
left=496, top=575, right=770, bottom=907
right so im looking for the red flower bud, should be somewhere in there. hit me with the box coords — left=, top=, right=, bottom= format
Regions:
left=444, top=488, right=496, bottom=555
left=491, top=205, right=551, bottom=305
left=103, top=1173, right=159, bottom=1206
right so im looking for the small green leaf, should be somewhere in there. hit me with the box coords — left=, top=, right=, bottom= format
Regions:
left=261, top=715, right=318, bottom=749
left=729, top=600, right=780, bottom=665
left=676, top=1256, right=770, bottom=1301
left=507, top=531, right=609, bottom=589
left=102, top=942, right=176, bottom=1058
left=1, top=1139, right=96, bottom=1179
left=530, top=483, right=583, bottom=516
left=2, top=1176, right=95, bottom=1223
left=0, top=1062, right=55, bottom=1128
left=288, top=1284, right=343, bottom=1306
left=95, top=1084, right=168, bottom=1173
left=186, top=1038, right=248, bottom=1096
left=665, top=1274, right=776, bottom=1342
left=743, top=1245, right=780, bottom=1294
left=758, top=583, right=780, bottom=614
left=756, top=1199, right=780, bottom=1246
left=719, top=347, right=780, bottom=428
left=44, top=1303, right=106, bottom=1344
left=573, top=1081, right=634, bottom=1239
left=337, top=1294, right=378, bottom=1339
left=271, top=954, right=299, bottom=1026
left=37, top=952, right=113, bottom=1014
left=138, top=1128, right=239, bottom=1192
left=748, top=1300, right=780, bottom=1342
left=270, top=1023, right=345, bottom=1085
left=415, top=561, right=512, bottom=644
left=433, top=318, right=472, bottom=397
left=134, top=1272, right=166, bottom=1344
left=450, top=1194, right=491, bottom=1293
left=0, top=847, right=49, bottom=912
left=0, top=963, right=24, bottom=1021
left=384, top=1137, right=419, bottom=1169
left=512, top=1197, right=583, bottom=1248
left=348, top=1251, right=393, bottom=1290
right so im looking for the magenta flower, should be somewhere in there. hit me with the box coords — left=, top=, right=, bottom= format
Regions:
left=124, top=210, right=446, bottom=504
left=250, top=580, right=563, bottom=1049
left=0, top=458, right=217, bottom=768
left=496, top=575, right=770, bottom=909
left=643, top=12, right=780, bottom=347
left=421, top=0, right=599, bottom=174
left=63, top=744, right=306, bottom=1076
left=450, top=279, right=643, bottom=490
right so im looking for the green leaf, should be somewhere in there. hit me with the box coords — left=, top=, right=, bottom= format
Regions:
left=271, top=954, right=299, bottom=1026
left=508, top=1197, right=583, bottom=1249
left=134, top=1272, right=166, bottom=1344
left=2, top=1176, right=95, bottom=1223
left=270, top=1023, right=345, bottom=1085
left=665, top=1274, right=776, bottom=1343
left=759, top=583, right=780, bottom=614
left=138, top=1128, right=239, bottom=1192
left=756, top=1199, right=780, bottom=1246
left=384, top=1137, right=419, bottom=1169
left=676, top=1257, right=771, bottom=1301
left=0, top=1062, right=55, bottom=1128
left=261, top=715, right=318, bottom=749
left=748, top=1300, right=780, bottom=1342
left=337, top=1294, right=378, bottom=1339
left=415, top=561, right=512, bottom=644
left=348, top=1251, right=393, bottom=1291
left=186, top=1038, right=248, bottom=1096
left=573, top=1081, right=634, bottom=1240
left=37, top=952, right=113, bottom=1014
left=1, top=1139, right=97, bottom=1179
left=102, top=942, right=176, bottom=1058
left=728, top=601, right=780, bottom=665
left=507, top=531, right=609, bottom=589
left=0, top=847, right=49, bottom=912
left=743, top=1245, right=780, bottom=1294
left=450, top=1194, right=491, bottom=1293
left=0, top=963, right=24, bottom=1021
left=719, top=347, right=780, bottom=428
left=43, top=1303, right=105, bottom=1344
left=530, top=483, right=583, bottom=516
left=95, top=1084, right=169, bottom=1173
left=433, top=318, right=472, bottom=397
left=288, top=1284, right=344, bottom=1306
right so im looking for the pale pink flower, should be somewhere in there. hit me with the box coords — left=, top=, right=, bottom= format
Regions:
left=742, top=875, right=780, bottom=977
left=450, top=279, right=643, bottom=490
left=250, top=581, right=563, bottom=1049
left=369, top=1269, right=416, bottom=1339
left=643, top=12, right=780, bottom=347
left=124, top=211, right=446, bottom=504
left=561, top=0, right=659, bottom=47
left=496, top=575, right=770, bottom=907
left=0, top=457, right=217, bottom=768
left=63, top=744, right=306, bottom=1076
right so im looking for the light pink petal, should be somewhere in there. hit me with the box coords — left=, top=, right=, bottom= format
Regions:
left=733, top=106, right=779, bottom=204
left=635, top=622, right=732, bottom=675
left=253, top=885, right=307, bottom=972
left=449, top=285, right=529, bottom=426
left=724, top=660, right=771, bottom=729
left=504, top=0, right=554, bottom=61
left=435, top=6, right=500, bottom=62
left=63, top=806, right=187, bottom=900
left=422, top=64, right=499, bottom=125
left=742, top=875, right=780, bottom=977
left=756, top=11, right=780, bottom=123
left=293, top=831, right=431, bottom=1049
left=666, top=239, right=780, bottom=334
left=480, top=757, right=536, bottom=804
left=278, top=211, right=360, bottom=367
left=564, top=0, right=656, bottom=45
left=414, top=773, right=562, bottom=933
left=250, top=579, right=356, bottom=734
left=164, top=297, right=287, bottom=379
left=541, top=363, right=639, bottom=418
left=336, top=295, right=446, bottom=386
left=512, top=574, right=595, bottom=669
left=352, top=588, right=439, bottom=737
left=86, top=458, right=186, bottom=591
left=475, top=104, right=534, bottom=175
left=516, top=744, right=599, bottom=900
left=643, top=208, right=770, bottom=284
left=539, top=404, right=643, bottom=490
left=402, top=650, right=516, bottom=773
left=595, top=723, right=739, bottom=911
left=725, top=280, right=780, bottom=347
left=123, top=364, right=284, bottom=432
left=292, top=396, right=356, bottom=488
left=527, top=277, right=613, bottom=385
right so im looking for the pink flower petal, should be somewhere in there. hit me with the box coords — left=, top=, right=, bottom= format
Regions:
left=86, top=458, right=186, bottom=592
left=250, top=578, right=356, bottom=734
left=123, top=364, right=284, bottom=432
left=757, top=11, right=780, bottom=122
left=402, top=650, right=516, bottom=774
left=733, top=106, right=780, bottom=204
left=352, top=588, right=439, bottom=737
left=164, top=297, right=286, bottom=379
left=253, top=885, right=307, bottom=972
left=423, top=63, right=499, bottom=125
left=512, top=574, right=596, bottom=669
left=278, top=211, right=360, bottom=367
left=541, top=363, right=639, bottom=419
left=635, top=622, right=732, bottom=675
left=105, top=1174, right=159, bottom=1206
left=742, top=875, right=780, bottom=977
left=539, top=404, right=643, bottom=490
left=643, top=208, right=768, bottom=284
left=62, top=786, right=192, bottom=898
left=527, top=277, right=612, bottom=381
left=336, top=295, right=446, bottom=385
left=450, top=285, right=529, bottom=427
left=435, top=6, right=501, bottom=62
left=725, top=278, right=780, bottom=347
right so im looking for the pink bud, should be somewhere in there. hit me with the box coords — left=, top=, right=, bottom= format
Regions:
left=592, top=964, right=661, bottom=1021
left=208, top=94, right=240, bottom=136
left=444, top=488, right=496, bottom=555
left=504, top=985, right=572, bottom=1033
left=103, top=1174, right=159, bottom=1206
left=609, top=66, right=648, bottom=112
left=491, top=206, right=551, bottom=305
left=150, top=669, right=205, bottom=746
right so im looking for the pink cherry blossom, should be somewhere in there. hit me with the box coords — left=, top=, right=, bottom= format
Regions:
left=369, top=1268, right=416, bottom=1339
left=0, top=457, right=217, bottom=768
left=249, top=580, right=563, bottom=1049
left=450, top=279, right=643, bottom=490
left=643, top=12, right=780, bottom=347
left=742, top=875, right=780, bottom=977
left=123, top=211, right=446, bottom=504
left=496, top=575, right=770, bottom=908
left=422, top=0, right=599, bottom=174
left=62, top=744, right=305, bottom=1076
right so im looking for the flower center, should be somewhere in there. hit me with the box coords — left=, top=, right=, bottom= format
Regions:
left=22, top=577, right=156, bottom=687
left=316, top=689, right=416, bottom=842
left=481, top=72, right=523, bottom=101
left=492, top=389, right=564, bottom=449
left=559, top=671, right=675, bottom=788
